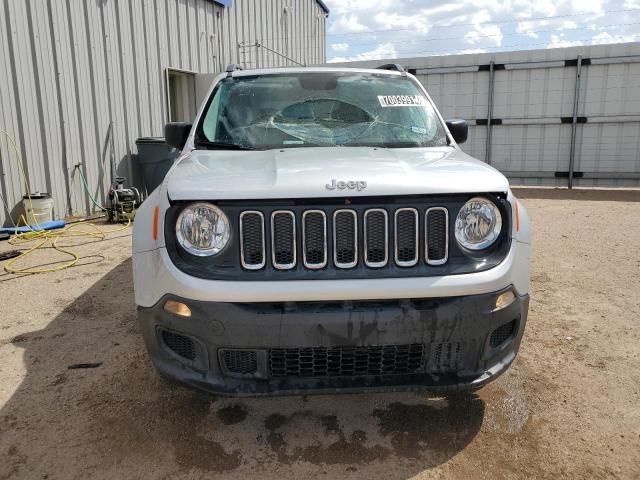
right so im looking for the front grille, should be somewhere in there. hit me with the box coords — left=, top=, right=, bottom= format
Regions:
left=302, top=210, right=327, bottom=269
left=161, top=330, right=196, bottom=361
left=271, top=211, right=296, bottom=269
left=364, top=209, right=388, bottom=267
left=490, top=319, right=517, bottom=348
left=239, top=211, right=265, bottom=269
left=333, top=209, right=357, bottom=268
left=237, top=205, right=451, bottom=272
left=394, top=208, right=419, bottom=266
left=221, top=349, right=258, bottom=375
left=269, top=344, right=424, bottom=378
left=426, top=207, right=449, bottom=265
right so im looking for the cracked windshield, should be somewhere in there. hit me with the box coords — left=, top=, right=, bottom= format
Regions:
left=197, top=72, right=448, bottom=149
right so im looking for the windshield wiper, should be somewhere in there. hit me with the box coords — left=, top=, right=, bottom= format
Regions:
left=195, top=140, right=255, bottom=150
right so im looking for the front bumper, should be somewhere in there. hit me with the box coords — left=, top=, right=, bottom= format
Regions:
left=138, top=288, right=529, bottom=396
left=133, top=240, right=530, bottom=306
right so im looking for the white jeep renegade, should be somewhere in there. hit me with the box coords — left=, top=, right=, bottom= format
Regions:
left=132, top=65, right=531, bottom=396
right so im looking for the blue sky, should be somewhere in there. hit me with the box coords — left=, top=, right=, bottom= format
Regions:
left=323, top=0, right=640, bottom=62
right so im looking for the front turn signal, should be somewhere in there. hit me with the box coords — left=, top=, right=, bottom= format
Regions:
left=163, top=300, right=192, bottom=318
left=493, top=290, right=516, bottom=312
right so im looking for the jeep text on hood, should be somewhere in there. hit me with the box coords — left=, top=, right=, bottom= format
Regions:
left=132, top=66, right=531, bottom=397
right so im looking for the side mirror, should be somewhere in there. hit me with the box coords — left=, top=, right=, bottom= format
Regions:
left=445, top=119, right=468, bottom=144
left=164, top=122, right=192, bottom=150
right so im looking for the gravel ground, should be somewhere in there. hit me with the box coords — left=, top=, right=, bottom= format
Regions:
left=0, top=188, right=639, bottom=479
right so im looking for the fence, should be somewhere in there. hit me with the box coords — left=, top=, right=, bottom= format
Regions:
left=330, top=42, right=640, bottom=188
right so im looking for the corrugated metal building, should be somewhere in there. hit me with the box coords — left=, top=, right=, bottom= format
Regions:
left=331, top=42, right=640, bottom=188
left=0, top=0, right=328, bottom=226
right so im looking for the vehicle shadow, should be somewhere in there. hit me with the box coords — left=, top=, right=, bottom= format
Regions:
left=0, top=258, right=485, bottom=479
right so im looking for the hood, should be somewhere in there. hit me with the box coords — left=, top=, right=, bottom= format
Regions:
left=166, top=146, right=509, bottom=200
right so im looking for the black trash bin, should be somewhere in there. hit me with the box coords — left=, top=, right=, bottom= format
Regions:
left=135, top=137, right=180, bottom=195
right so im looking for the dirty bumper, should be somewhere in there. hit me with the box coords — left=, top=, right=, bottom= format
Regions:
left=137, top=288, right=529, bottom=396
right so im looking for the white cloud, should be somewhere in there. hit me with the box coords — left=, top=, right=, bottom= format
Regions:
left=458, top=48, right=489, bottom=54
left=327, top=42, right=398, bottom=62
left=331, top=43, right=350, bottom=52
left=465, top=25, right=503, bottom=46
left=591, top=31, right=639, bottom=44
left=373, top=12, right=429, bottom=32
left=547, top=34, right=583, bottom=48
left=570, top=0, right=604, bottom=14
left=464, top=12, right=503, bottom=46
left=332, top=0, right=393, bottom=14
left=323, top=0, right=640, bottom=59
left=591, top=31, right=613, bottom=44
left=513, top=0, right=557, bottom=18
left=329, top=14, right=368, bottom=33
left=516, top=20, right=549, bottom=38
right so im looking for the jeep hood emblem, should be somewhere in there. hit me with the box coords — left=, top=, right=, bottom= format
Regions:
left=326, top=179, right=367, bottom=191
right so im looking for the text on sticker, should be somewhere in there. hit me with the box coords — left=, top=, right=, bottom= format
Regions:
left=378, top=95, right=427, bottom=107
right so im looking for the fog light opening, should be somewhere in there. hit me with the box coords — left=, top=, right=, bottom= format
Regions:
left=493, top=290, right=516, bottom=311
left=164, top=300, right=192, bottom=317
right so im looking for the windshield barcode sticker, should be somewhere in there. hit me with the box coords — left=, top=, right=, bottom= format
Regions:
left=378, top=95, right=427, bottom=107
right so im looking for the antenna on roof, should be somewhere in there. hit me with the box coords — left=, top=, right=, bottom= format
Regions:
left=226, top=64, right=243, bottom=77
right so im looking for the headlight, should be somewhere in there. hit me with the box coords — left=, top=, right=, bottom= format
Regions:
left=454, top=197, right=502, bottom=250
left=176, top=202, right=230, bottom=256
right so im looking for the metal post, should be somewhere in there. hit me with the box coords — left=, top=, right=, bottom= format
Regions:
left=485, top=61, right=495, bottom=164
left=568, top=55, right=583, bottom=189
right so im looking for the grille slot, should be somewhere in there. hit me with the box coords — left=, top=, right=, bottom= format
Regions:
left=161, top=330, right=196, bottom=361
left=364, top=209, right=388, bottom=268
left=302, top=210, right=327, bottom=269
left=394, top=208, right=419, bottom=266
left=239, top=211, right=265, bottom=269
left=425, top=207, right=449, bottom=265
left=271, top=210, right=296, bottom=269
left=490, top=319, right=517, bottom=348
left=269, top=344, right=424, bottom=378
left=333, top=209, right=358, bottom=268
left=221, top=349, right=258, bottom=375
left=428, top=342, right=465, bottom=372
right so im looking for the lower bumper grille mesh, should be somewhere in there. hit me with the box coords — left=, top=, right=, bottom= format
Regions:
left=428, top=341, right=464, bottom=372
left=221, top=349, right=258, bottom=375
left=161, top=330, right=196, bottom=361
left=490, top=319, right=517, bottom=348
left=269, top=344, right=424, bottom=378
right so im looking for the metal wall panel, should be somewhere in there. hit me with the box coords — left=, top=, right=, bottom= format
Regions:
left=0, top=0, right=327, bottom=226
left=330, top=42, right=640, bottom=188
left=417, top=70, right=490, bottom=161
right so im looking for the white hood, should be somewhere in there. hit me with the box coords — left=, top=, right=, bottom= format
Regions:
left=166, top=146, right=509, bottom=200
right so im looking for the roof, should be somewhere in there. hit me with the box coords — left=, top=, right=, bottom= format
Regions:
left=315, top=0, right=330, bottom=14
left=213, top=0, right=329, bottom=14
left=227, top=66, right=403, bottom=78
